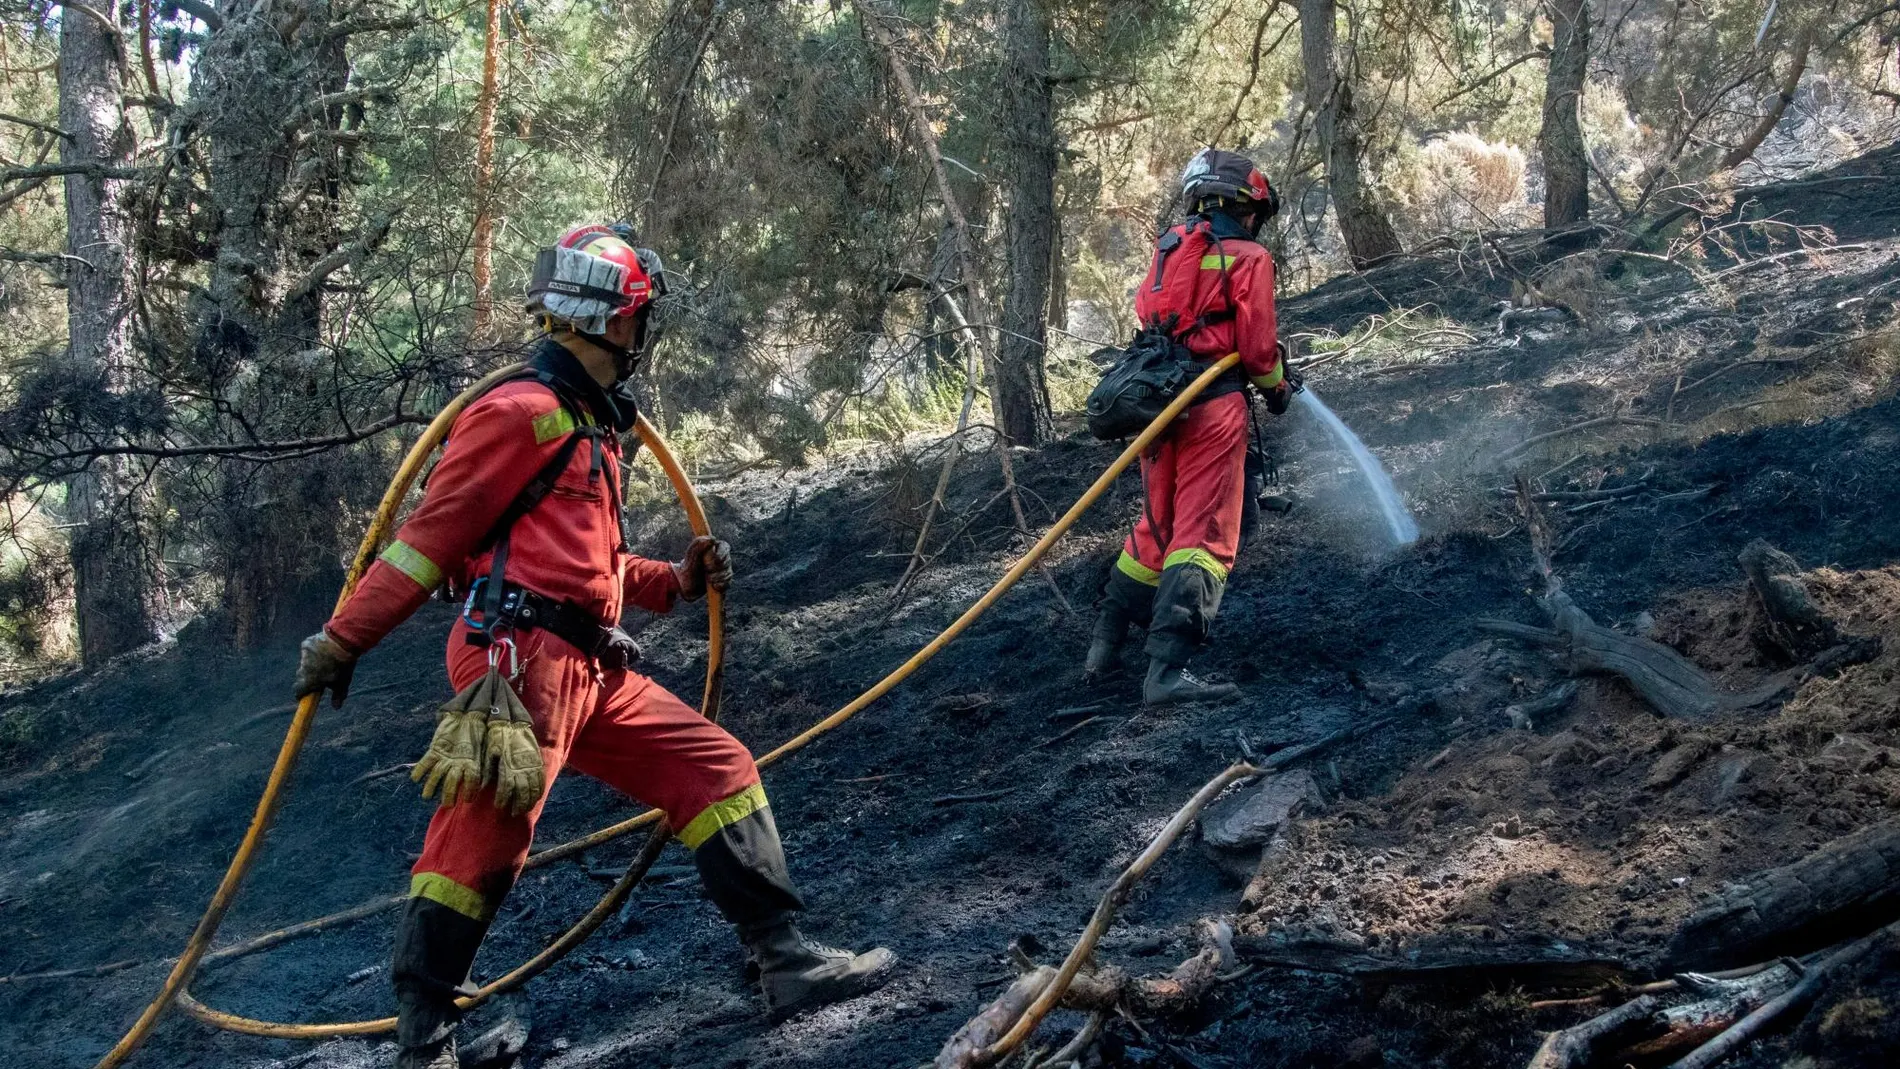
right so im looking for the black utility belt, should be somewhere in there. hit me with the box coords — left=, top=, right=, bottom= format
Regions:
left=1188, top=363, right=1247, bottom=405
left=462, top=579, right=614, bottom=658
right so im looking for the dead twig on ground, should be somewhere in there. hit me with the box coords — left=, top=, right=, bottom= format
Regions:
left=1048, top=701, right=1108, bottom=722
left=348, top=761, right=416, bottom=787
left=1027, top=1010, right=1107, bottom=1069
left=1496, top=416, right=1665, bottom=464
left=1495, top=483, right=1649, bottom=504
left=0, top=958, right=143, bottom=984
left=932, top=788, right=1018, bottom=807
left=1029, top=715, right=1115, bottom=752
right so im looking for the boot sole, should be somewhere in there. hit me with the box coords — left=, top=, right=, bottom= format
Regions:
left=764, top=952, right=899, bottom=1023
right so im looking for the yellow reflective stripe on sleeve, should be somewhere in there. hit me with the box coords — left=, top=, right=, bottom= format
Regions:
left=531, top=406, right=578, bottom=444
left=378, top=540, right=443, bottom=590
left=678, top=783, right=769, bottom=850
left=410, top=872, right=488, bottom=920
left=1116, top=550, right=1161, bottom=586
left=1200, top=254, right=1236, bottom=270
left=1252, top=363, right=1286, bottom=389
left=1164, top=547, right=1229, bottom=582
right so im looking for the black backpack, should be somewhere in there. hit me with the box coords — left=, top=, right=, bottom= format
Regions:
left=1083, top=327, right=1198, bottom=440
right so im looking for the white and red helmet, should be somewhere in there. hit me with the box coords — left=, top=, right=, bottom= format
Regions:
left=526, top=223, right=667, bottom=335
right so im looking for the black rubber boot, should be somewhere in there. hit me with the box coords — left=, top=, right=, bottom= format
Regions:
left=1084, top=622, right=1126, bottom=679
left=1142, top=656, right=1239, bottom=705
left=743, top=919, right=897, bottom=1020
left=391, top=896, right=490, bottom=1069
left=395, top=1035, right=458, bottom=1069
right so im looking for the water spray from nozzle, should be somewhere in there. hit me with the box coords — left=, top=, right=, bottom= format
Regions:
left=1293, top=385, right=1419, bottom=548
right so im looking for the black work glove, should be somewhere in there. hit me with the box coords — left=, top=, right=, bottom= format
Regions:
left=598, top=626, right=643, bottom=672
left=1263, top=340, right=1300, bottom=415
left=671, top=536, right=733, bottom=601
left=294, top=630, right=358, bottom=708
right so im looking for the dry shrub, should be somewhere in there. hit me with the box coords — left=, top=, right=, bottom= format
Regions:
left=1533, top=257, right=1611, bottom=320
left=1389, top=132, right=1532, bottom=244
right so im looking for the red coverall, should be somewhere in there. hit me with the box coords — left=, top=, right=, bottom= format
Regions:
left=325, top=343, right=801, bottom=1046
left=1100, top=213, right=1283, bottom=666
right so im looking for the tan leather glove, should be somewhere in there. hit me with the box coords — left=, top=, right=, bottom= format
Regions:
left=293, top=631, right=358, bottom=708
left=412, top=673, right=493, bottom=808
left=671, top=536, right=732, bottom=601
left=483, top=677, right=546, bottom=817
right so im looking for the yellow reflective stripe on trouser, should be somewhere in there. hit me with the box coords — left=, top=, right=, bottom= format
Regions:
left=379, top=540, right=443, bottom=590
left=410, top=872, right=489, bottom=920
left=678, top=783, right=769, bottom=850
left=531, top=406, right=579, bottom=444
left=1116, top=550, right=1161, bottom=586
left=1252, top=361, right=1286, bottom=389
left=1200, top=254, right=1235, bottom=270
left=1164, top=547, right=1229, bottom=582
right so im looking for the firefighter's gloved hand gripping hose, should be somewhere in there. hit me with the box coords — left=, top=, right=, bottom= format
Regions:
left=93, top=355, right=1239, bottom=1065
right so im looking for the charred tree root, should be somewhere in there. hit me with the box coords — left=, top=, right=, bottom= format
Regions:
left=938, top=927, right=1234, bottom=1069
left=935, top=763, right=1259, bottom=1068
left=1478, top=477, right=1789, bottom=720
left=1738, top=539, right=1881, bottom=673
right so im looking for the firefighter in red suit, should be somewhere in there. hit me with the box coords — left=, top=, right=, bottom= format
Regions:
left=294, top=225, right=894, bottom=1069
left=1086, top=150, right=1292, bottom=704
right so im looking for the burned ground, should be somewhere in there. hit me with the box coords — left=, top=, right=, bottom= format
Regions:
left=5, top=154, right=1900, bottom=1069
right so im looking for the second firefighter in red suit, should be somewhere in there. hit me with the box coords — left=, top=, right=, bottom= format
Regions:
left=294, top=225, right=895, bottom=1069
left=1086, top=150, right=1291, bottom=704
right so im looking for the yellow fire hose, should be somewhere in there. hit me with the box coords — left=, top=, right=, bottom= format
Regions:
left=94, top=354, right=1240, bottom=1062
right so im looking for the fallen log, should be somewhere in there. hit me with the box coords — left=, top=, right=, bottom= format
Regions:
left=1233, top=933, right=1629, bottom=992
left=1525, top=995, right=1662, bottom=1069
left=1666, top=922, right=1897, bottom=1069
left=1665, top=819, right=1900, bottom=971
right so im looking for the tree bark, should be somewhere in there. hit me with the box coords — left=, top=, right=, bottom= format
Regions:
left=60, top=0, right=158, bottom=665
left=1539, top=0, right=1591, bottom=227
left=469, top=0, right=505, bottom=339
left=995, top=0, right=1056, bottom=445
left=1298, top=0, right=1401, bottom=268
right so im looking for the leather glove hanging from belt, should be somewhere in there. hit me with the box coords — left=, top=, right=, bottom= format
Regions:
left=411, top=664, right=546, bottom=815
left=413, top=673, right=494, bottom=808
left=293, top=631, right=358, bottom=708
left=483, top=675, right=545, bottom=817
left=672, top=535, right=732, bottom=601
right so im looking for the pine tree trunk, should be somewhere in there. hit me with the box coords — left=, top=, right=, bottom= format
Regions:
left=469, top=0, right=505, bottom=339
left=60, top=1, right=157, bottom=665
left=1539, top=0, right=1591, bottom=227
left=1298, top=0, right=1402, bottom=268
left=996, top=0, right=1056, bottom=445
